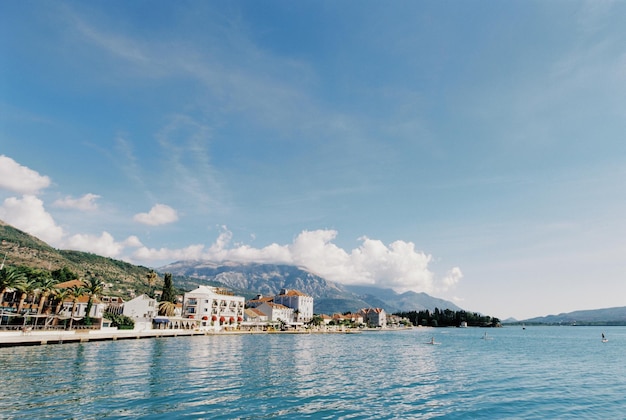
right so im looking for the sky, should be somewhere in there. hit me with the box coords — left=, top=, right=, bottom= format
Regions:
left=2, top=1, right=626, bottom=320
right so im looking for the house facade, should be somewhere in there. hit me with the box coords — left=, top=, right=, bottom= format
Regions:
left=122, top=294, right=157, bottom=320
left=183, top=285, right=245, bottom=331
left=358, top=307, right=387, bottom=327
left=273, top=289, right=314, bottom=323
left=60, top=295, right=106, bottom=319
left=256, top=302, right=294, bottom=323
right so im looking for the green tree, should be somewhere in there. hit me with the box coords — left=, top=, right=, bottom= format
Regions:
left=146, top=270, right=158, bottom=298
left=309, top=315, right=324, bottom=327
left=68, top=285, right=86, bottom=329
left=36, top=276, right=58, bottom=315
left=158, top=301, right=177, bottom=317
left=83, top=275, right=104, bottom=325
left=160, top=272, right=175, bottom=303
left=0, top=266, right=26, bottom=309
left=52, top=289, right=70, bottom=315
left=51, top=267, right=77, bottom=283
left=15, top=275, right=38, bottom=315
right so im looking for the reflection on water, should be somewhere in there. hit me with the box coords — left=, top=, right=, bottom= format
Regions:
left=3, top=327, right=626, bottom=418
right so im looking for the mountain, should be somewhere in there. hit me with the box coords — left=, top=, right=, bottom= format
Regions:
left=0, top=219, right=463, bottom=314
left=0, top=219, right=155, bottom=297
left=343, top=285, right=464, bottom=314
left=160, top=260, right=463, bottom=314
left=521, top=307, right=626, bottom=325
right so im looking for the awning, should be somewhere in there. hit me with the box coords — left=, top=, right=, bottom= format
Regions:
left=202, top=316, right=209, bottom=320
left=212, top=315, right=217, bottom=321
left=153, top=317, right=169, bottom=324
left=219, top=316, right=225, bottom=322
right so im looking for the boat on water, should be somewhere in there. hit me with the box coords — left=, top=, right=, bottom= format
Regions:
left=481, top=332, right=493, bottom=340
left=602, top=333, right=608, bottom=343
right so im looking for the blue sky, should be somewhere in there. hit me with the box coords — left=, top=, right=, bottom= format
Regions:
left=2, top=1, right=626, bottom=320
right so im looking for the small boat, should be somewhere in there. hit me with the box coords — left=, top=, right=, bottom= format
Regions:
left=481, top=332, right=493, bottom=340
left=602, top=333, right=608, bottom=343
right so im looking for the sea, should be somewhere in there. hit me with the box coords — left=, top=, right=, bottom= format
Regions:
left=1, top=325, right=625, bottom=419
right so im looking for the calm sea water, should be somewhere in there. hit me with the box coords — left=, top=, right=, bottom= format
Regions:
left=1, top=326, right=625, bottom=419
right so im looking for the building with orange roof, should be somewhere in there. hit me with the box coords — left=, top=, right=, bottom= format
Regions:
left=256, top=301, right=294, bottom=324
left=183, top=285, right=245, bottom=332
left=246, top=294, right=274, bottom=308
left=358, top=307, right=387, bottom=328
left=273, top=288, right=314, bottom=323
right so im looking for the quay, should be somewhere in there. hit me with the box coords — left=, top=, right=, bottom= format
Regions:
left=0, top=328, right=206, bottom=347
left=0, top=327, right=366, bottom=347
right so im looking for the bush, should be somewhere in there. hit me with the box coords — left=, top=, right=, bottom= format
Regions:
left=103, top=312, right=135, bottom=329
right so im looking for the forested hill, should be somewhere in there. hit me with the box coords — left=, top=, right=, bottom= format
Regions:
left=0, top=219, right=155, bottom=297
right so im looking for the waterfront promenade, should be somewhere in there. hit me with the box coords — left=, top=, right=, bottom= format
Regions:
left=0, top=327, right=207, bottom=347
left=0, top=326, right=369, bottom=347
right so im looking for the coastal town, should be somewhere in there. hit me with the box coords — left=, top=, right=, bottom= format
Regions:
left=0, top=267, right=408, bottom=346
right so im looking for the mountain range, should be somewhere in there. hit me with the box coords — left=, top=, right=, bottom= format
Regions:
left=517, top=307, right=626, bottom=326
left=3, top=219, right=625, bottom=322
left=1, top=219, right=462, bottom=314
left=159, top=260, right=464, bottom=314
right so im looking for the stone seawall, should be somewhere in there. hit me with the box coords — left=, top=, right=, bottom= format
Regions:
left=0, top=328, right=206, bottom=347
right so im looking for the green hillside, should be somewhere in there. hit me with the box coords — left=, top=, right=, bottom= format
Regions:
left=0, top=220, right=156, bottom=298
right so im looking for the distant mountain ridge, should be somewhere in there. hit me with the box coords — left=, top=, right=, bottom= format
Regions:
left=0, top=219, right=465, bottom=315
left=521, top=306, right=626, bottom=325
left=160, top=260, right=463, bottom=314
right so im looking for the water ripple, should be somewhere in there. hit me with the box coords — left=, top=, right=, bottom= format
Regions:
left=2, top=327, right=626, bottom=418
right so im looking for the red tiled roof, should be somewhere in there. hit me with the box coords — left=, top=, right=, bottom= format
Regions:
left=55, top=279, right=85, bottom=289
left=278, top=289, right=309, bottom=297
left=248, top=296, right=273, bottom=304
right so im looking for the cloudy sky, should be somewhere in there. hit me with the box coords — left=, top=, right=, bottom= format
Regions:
left=2, top=1, right=626, bottom=320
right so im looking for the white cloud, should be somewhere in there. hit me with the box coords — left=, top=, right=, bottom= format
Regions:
left=53, top=193, right=101, bottom=211
left=0, top=195, right=64, bottom=244
left=133, top=204, right=179, bottom=226
left=132, top=227, right=459, bottom=293
left=123, top=235, right=143, bottom=248
left=441, top=267, right=463, bottom=291
left=0, top=155, right=51, bottom=194
left=63, top=232, right=143, bottom=259
left=133, top=243, right=207, bottom=262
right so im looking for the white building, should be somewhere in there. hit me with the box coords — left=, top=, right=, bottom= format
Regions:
left=256, top=302, right=294, bottom=324
left=60, top=296, right=106, bottom=319
left=273, top=289, right=314, bottom=323
left=183, top=285, right=245, bottom=331
left=56, top=280, right=106, bottom=320
left=358, top=307, right=387, bottom=327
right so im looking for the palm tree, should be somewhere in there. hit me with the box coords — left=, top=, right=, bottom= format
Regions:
left=83, top=275, right=104, bottom=325
left=36, top=276, right=58, bottom=315
left=15, top=276, right=38, bottom=315
left=68, top=285, right=86, bottom=329
left=52, top=289, right=71, bottom=315
left=0, top=266, right=26, bottom=309
left=158, top=301, right=177, bottom=317
left=49, top=288, right=70, bottom=326
left=146, top=270, right=158, bottom=298
left=0, top=266, right=26, bottom=326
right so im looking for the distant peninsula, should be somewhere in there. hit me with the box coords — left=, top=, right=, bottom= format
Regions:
left=506, top=306, right=626, bottom=326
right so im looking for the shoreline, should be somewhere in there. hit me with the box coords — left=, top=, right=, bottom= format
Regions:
left=0, top=327, right=377, bottom=348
